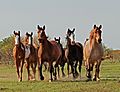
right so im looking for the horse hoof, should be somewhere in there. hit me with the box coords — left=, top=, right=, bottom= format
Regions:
left=86, top=78, right=92, bottom=82
left=62, top=74, right=66, bottom=78
left=18, top=79, right=22, bottom=82
left=40, top=76, right=44, bottom=80
left=32, top=78, right=36, bottom=81
left=54, top=77, right=57, bottom=80
left=49, top=79, right=53, bottom=82
left=49, top=80, right=52, bottom=82
left=96, top=78, right=100, bottom=82
left=93, top=78, right=96, bottom=81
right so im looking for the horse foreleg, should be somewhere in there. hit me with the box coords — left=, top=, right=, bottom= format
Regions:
left=78, top=60, right=82, bottom=79
left=20, top=59, right=24, bottom=82
left=73, top=61, right=78, bottom=79
left=49, top=64, right=53, bottom=82
left=75, top=60, right=79, bottom=78
left=38, top=58, right=44, bottom=80
left=94, top=61, right=101, bottom=81
left=16, top=62, right=20, bottom=82
left=31, top=63, right=36, bottom=80
left=40, top=63, right=44, bottom=80
left=86, top=63, right=92, bottom=81
left=27, top=63, right=31, bottom=80
left=57, top=66, right=60, bottom=79
left=61, top=64, right=65, bottom=77
left=67, top=62, right=70, bottom=78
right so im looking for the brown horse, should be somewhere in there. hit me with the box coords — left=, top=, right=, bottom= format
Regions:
left=13, top=31, right=25, bottom=82
left=37, top=25, right=62, bottom=82
left=65, top=28, right=83, bottom=79
left=54, top=37, right=66, bottom=77
left=84, top=25, right=104, bottom=81
left=24, top=32, right=38, bottom=80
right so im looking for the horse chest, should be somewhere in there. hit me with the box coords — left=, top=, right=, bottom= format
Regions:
left=90, top=45, right=103, bottom=61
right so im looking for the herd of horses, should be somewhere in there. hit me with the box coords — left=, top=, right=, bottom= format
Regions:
left=13, top=24, right=103, bottom=82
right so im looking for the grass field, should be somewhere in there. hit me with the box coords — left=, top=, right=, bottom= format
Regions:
left=0, top=60, right=120, bottom=92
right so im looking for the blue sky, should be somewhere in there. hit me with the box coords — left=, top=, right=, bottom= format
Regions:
left=0, top=0, right=120, bottom=49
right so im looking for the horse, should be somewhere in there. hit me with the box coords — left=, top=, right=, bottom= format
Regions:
left=37, top=25, right=62, bottom=82
left=54, top=37, right=67, bottom=77
left=13, top=31, right=25, bottom=82
left=24, top=32, right=38, bottom=80
left=84, top=25, right=104, bottom=81
left=65, top=28, right=83, bottom=79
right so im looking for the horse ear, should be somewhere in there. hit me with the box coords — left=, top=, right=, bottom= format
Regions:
left=68, top=28, right=71, bottom=33
left=99, top=25, right=102, bottom=29
left=37, top=25, right=41, bottom=30
left=59, top=37, right=60, bottom=40
left=26, top=32, right=28, bottom=35
left=43, top=25, right=45, bottom=30
left=18, top=31, right=20, bottom=34
left=54, top=37, right=56, bottom=40
left=94, top=25, right=96, bottom=29
left=13, top=31, right=15, bottom=34
left=46, top=36, right=48, bottom=39
left=31, top=32, right=33, bottom=36
left=73, top=28, right=75, bottom=32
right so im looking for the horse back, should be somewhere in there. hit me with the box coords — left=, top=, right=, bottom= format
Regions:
left=50, top=41, right=62, bottom=60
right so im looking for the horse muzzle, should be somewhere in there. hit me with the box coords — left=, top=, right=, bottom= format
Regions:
left=98, top=39, right=102, bottom=43
left=38, top=39, right=44, bottom=43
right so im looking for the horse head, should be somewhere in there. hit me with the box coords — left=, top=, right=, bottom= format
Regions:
left=66, top=28, right=75, bottom=45
left=37, top=25, right=48, bottom=43
left=90, top=25, right=102, bottom=44
left=25, top=32, right=33, bottom=45
left=54, top=37, right=61, bottom=44
left=13, top=31, right=20, bottom=45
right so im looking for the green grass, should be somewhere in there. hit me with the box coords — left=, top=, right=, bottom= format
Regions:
left=0, top=60, right=120, bottom=92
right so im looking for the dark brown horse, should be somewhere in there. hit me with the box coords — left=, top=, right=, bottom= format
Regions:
left=65, top=28, right=83, bottom=79
left=84, top=25, right=103, bottom=81
left=37, top=25, right=62, bottom=82
left=54, top=37, right=67, bottom=77
left=13, top=31, right=25, bottom=82
left=24, top=32, right=38, bottom=80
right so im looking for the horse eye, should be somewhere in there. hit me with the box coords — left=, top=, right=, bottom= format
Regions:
left=95, top=31, right=97, bottom=33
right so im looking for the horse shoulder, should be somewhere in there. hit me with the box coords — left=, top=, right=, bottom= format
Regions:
left=83, top=40, right=91, bottom=60
left=50, top=40, right=62, bottom=57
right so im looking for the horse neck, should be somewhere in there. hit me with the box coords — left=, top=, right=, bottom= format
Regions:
left=89, top=38, right=100, bottom=50
left=30, top=37, right=33, bottom=45
left=39, top=40, right=52, bottom=53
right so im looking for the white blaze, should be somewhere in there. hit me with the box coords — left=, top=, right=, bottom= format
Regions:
left=28, top=37, right=31, bottom=44
left=15, top=35, right=19, bottom=45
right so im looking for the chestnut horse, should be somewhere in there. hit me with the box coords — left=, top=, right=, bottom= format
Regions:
left=24, top=32, right=38, bottom=80
left=13, top=31, right=25, bottom=82
left=65, top=28, right=83, bottom=79
left=37, top=25, right=62, bottom=82
left=84, top=25, right=104, bottom=81
left=54, top=37, right=66, bottom=77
